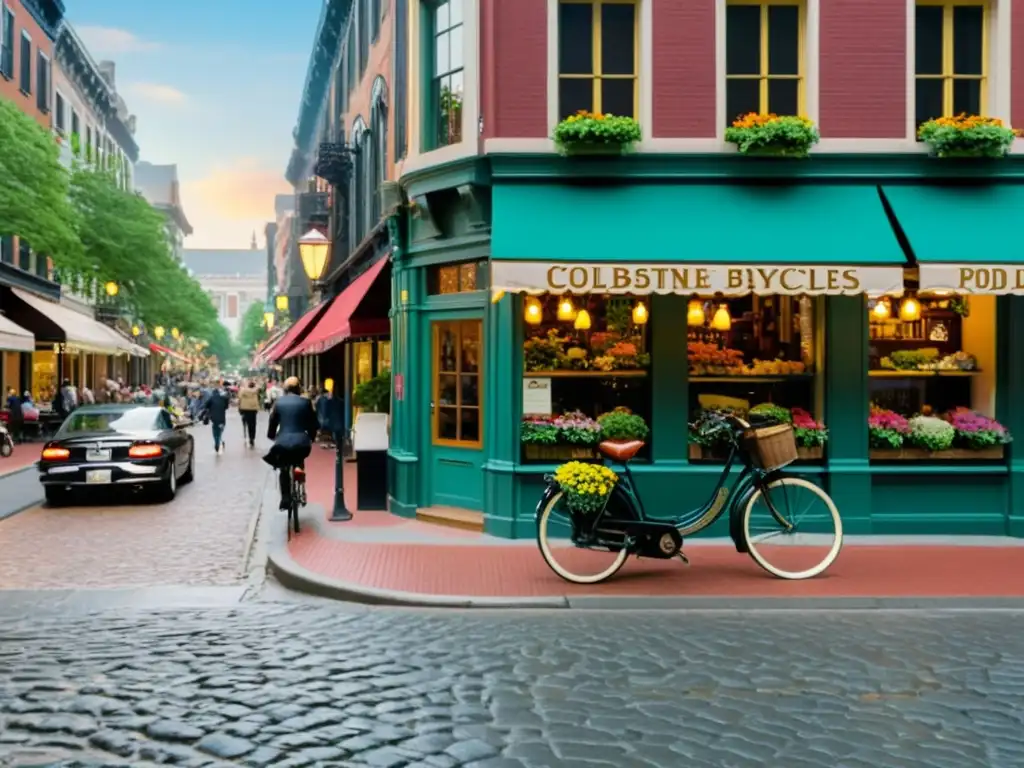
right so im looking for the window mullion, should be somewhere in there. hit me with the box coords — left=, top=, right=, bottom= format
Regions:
left=942, top=4, right=954, bottom=115
left=593, top=1, right=602, bottom=112
left=759, top=3, right=769, bottom=112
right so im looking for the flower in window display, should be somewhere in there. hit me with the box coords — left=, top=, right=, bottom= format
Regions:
left=791, top=407, right=829, bottom=448
left=944, top=408, right=1013, bottom=450
left=552, top=411, right=603, bottom=446
left=907, top=415, right=956, bottom=452
left=725, top=113, right=820, bottom=157
left=918, top=115, right=1018, bottom=158
left=868, top=407, right=911, bottom=450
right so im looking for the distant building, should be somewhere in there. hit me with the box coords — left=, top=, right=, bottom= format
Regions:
left=135, top=162, right=192, bottom=261
left=181, top=244, right=267, bottom=340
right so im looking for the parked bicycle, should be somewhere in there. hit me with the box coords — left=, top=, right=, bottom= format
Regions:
left=536, top=411, right=843, bottom=584
left=284, top=465, right=306, bottom=540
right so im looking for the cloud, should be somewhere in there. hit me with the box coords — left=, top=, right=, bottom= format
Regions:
left=125, top=83, right=188, bottom=106
left=74, top=26, right=162, bottom=55
left=180, top=160, right=292, bottom=246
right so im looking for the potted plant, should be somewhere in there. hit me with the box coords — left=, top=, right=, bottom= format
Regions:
left=353, top=369, right=391, bottom=414
left=597, top=408, right=649, bottom=443
left=907, top=415, right=956, bottom=456
left=791, top=407, right=827, bottom=460
left=918, top=115, right=1018, bottom=158
left=552, top=460, right=619, bottom=517
left=725, top=113, right=820, bottom=157
left=553, top=111, right=642, bottom=156
left=868, top=407, right=910, bottom=458
left=521, top=411, right=602, bottom=460
left=944, top=408, right=1011, bottom=459
left=524, top=329, right=568, bottom=372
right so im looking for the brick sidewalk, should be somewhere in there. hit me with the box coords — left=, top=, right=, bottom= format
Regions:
left=285, top=447, right=1024, bottom=602
left=0, top=444, right=39, bottom=478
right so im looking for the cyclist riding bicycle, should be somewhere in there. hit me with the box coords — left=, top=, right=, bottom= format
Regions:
left=263, top=376, right=319, bottom=510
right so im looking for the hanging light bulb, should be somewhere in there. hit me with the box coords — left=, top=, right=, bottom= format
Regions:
left=710, top=303, right=732, bottom=331
left=871, top=299, right=890, bottom=319
left=574, top=309, right=591, bottom=330
left=899, top=295, right=921, bottom=322
left=632, top=300, right=649, bottom=325
left=687, top=300, right=706, bottom=327
left=557, top=296, right=576, bottom=321
left=524, top=298, right=542, bottom=325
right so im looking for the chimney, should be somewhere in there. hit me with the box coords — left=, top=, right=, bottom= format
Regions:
left=98, top=61, right=116, bottom=89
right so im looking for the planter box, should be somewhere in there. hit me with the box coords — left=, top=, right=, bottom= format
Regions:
left=688, top=444, right=702, bottom=460
left=797, top=445, right=824, bottom=460
left=523, top=444, right=598, bottom=461
left=560, top=144, right=626, bottom=157
left=869, top=447, right=1005, bottom=461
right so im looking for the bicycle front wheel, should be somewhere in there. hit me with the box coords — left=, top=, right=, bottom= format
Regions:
left=742, top=477, right=843, bottom=580
left=537, top=490, right=629, bottom=585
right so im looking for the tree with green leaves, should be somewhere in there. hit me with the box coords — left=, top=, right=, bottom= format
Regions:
left=0, top=97, right=82, bottom=267
left=238, top=301, right=270, bottom=352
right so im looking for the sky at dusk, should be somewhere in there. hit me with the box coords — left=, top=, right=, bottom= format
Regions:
left=69, top=0, right=322, bottom=249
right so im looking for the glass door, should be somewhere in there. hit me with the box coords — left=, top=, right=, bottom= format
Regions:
left=432, top=320, right=482, bottom=447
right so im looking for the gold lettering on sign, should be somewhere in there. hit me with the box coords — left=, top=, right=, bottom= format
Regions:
left=592, top=267, right=608, bottom=290
left=634, top=268, right=651, bottom=290
left=547, top=266, right=567, bottom=290
left=612, top=267, right=631, bottom=289
left=569, top=267, right=588, bottom=290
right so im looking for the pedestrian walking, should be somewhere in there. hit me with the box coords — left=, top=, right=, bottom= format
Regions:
left=202, top=379, right=231, bottom=455
left=238, top=379, right=260, bottom=448
left=5, top=387, right=23, bottom=444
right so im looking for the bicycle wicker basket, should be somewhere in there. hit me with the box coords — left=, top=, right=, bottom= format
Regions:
left=743, top=423, right=799, bottom=471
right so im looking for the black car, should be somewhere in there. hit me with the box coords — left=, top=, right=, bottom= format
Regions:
left=38, top=404, right=195, bottom=506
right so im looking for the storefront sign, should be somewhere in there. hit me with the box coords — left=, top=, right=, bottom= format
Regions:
left=491, top=262, right=904, bottom=296
left=523, top=377, right=552, bottom=415
left=919, top=264, right=1024, bottom=294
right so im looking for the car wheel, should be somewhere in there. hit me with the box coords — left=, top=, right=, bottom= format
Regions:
left=0, top=438, right=12, bottom=458
left=44, top=487, right=69, bottom=507
left=158, top=463, right=177, bottom=502
left=180, top=444, right=195, bottom=484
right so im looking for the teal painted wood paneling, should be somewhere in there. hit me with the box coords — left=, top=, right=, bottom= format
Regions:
left=491, top=184, right=904, bottom=265
left=870, top=474, right=1008, bottom=535
left=650, top=295, right=688, bottom=463
left=998, top=296, right=1024, bottom=537
left=882, top=185, right=1024, bottom=263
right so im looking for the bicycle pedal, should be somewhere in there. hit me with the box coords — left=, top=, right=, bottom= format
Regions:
left=677, top=551, right=690, bottom=566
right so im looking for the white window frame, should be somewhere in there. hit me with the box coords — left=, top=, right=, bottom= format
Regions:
left=53, top=87, right=67, bottom=133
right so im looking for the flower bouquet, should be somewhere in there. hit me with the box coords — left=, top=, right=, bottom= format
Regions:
left=553, top=111, right=642, bottom=155
left=688, top=342, right=745, bottom=375
left=553, top=461, right=619, bottom=516
left=918, top=115, right=1018, bottom=158
left=725, top=113, right=820, bottom=157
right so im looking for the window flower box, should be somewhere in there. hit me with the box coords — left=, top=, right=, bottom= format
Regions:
left=524, top=444, right=598, bottom=461
left=918, top=115, right=1018, bottom=158
left=869, top=447, right=1004, bottom=461
left=553, top=111, right=641, bottom=156
left=725, top=113, right=820, bottom=158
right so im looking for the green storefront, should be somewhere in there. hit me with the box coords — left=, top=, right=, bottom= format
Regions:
left=387, top=154, right=1024, bottom=539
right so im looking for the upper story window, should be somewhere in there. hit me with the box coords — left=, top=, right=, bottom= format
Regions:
left=0, top=6, right=14, bottom=79
left=359, top=0, right=369, bottom=77
left=54, top=92, right=65, bottom=134
left=914, top=1, right=986, bottom=129
left=725, top=1, right=803, bottom=124
left=557, top=0, right=638, bottom=120
left=19, top=31, right=30, bottom=94
left=426, top=0, right=463, bottom=149
left=36, top=51, right=48, bottom=112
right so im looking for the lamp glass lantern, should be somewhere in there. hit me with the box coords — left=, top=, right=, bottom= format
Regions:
left=154, top=326, right=165, bottom=340
left=298, top=229, right=331, bottom=282
left=263, top=311, right=275, bottom=330
left=275, top=295, right=289, bottom=312
left=104, top=281, right=119, bottom=297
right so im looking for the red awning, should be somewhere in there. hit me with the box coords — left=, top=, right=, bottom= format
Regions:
left=254, top=327, right=288, bottom=365
left=149, top=343, right=189, bottom=363
left=285, top=258, right=389, bottom=359
left=265, top=301, right=331, bottom=363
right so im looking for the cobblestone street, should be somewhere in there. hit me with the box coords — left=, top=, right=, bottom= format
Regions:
left=0, top=600, right=1022, bottom=768
left=0, top=417, right=266, bottom=589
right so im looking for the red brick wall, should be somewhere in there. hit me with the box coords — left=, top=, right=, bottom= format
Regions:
left=819, top=0, right=906, bottom=138
left=0, top=0, right=54, bottom=129
left=652, top=0, right=716, bottom=138
left=1012, top=0, right=1024, bottom=129
left=481, top=0, right=548, bottom=139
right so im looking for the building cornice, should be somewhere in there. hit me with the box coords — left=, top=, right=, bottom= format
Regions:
left=285, top=0, right=352, bottom=186
left=107, top=116, right=139, bottom=162
left=22, top=0, right=64, bottom=41
left=56, top=24, right=116, bottom=118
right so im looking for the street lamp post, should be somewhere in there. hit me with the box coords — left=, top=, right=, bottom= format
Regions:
left=298, top=227, right=351, bottom=522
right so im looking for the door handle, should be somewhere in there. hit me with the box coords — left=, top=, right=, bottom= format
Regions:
left=430, top=400, right=435, bottom=414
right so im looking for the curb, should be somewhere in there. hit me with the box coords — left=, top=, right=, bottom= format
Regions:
left=265, top=512, right=1024, bottom=611
left=0, top=462, right=35, bottom=481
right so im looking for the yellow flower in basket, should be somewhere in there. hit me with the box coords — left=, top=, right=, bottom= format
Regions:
left=553, top=461, right=618, bottom=515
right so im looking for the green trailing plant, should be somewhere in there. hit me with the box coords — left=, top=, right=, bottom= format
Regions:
left=917, top=115, right=1018, bottom=158
left=597, top=408, right=649, bottom=442
left=725, top=113, right=820, bottom=157
left=353, top=369, right=391, bottom=413
left=553, top=111, right=642, bottom=153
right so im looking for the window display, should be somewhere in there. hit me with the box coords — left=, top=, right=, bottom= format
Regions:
left=520, top=294, right=651, bottom=462
left=686, top=294, right=822, bottom=461
left=867, top=293, right=1008, bottom=460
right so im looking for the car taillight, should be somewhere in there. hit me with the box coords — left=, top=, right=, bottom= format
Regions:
left=128, top=443, right=163, bottom=459
left=41, top=447, right=70, bottom=461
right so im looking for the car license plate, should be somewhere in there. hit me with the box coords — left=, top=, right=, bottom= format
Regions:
left=86, top=449, right=111, bottom=462
left=86, top=469, right=111, bottom=485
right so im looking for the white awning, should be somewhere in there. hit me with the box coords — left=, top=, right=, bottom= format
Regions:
left=0, top=313, right=34, bottom=353
left=13, top=288, right=124, bottom=355
left=92, top=322, right=149, bottom=357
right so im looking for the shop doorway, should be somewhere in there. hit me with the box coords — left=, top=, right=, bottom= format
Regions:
left=427, top=318, right=483, bottom=509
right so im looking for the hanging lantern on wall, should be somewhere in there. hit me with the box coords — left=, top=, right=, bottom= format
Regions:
left=710, top=303, right=732, bottom=331
left=574, top=309, right=592, bottom=330
left=687, top=300, right=706, bottom=327
left=899, top=295, right=921, bottom=322
left=632, top=300, right=649, bottom=325
left=871, top=299, right=890, bottom=319
left=524, top=297, right=543, bottom=325
left=557, top=296, right=576, bottom=321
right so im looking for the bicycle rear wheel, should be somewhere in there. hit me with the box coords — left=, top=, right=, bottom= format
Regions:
left=537, top=490, right=630, bottom=584
left=742, top=476, right=842, bottom=579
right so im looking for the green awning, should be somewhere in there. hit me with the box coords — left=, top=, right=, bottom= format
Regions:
left=492, top=183, right=905, bottom=265
left=881, top=185, right=1024, bottom=264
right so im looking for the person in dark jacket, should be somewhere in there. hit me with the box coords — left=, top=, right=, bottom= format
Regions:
left=203, top=380, right=231, bottom=454
left=264, top=376, right=319, bottom=510
left=5, top=387, right=23, bottom=444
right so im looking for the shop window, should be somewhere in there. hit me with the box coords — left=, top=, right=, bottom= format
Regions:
left=914, top=2, right=986, bottom=129
left=377, top=340, right=392, bottom=373
left=425, top=0, right=464, bottom=149
left=427, top=261, right=487, bottom=295
left=725, top=1, right=804, bottom=124
left=18, top=240, right=30, bottom=271
left=868, top=292, right=1003, bottom=461
left=687, top=295, right=821, bottom=461
left=520, top=294, right=651, bottom=462
left=557, top=0, right=638, bottom=120
left=32, top=349, right=56, bottom=405
left=433, top=320, right=481, bottom=446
